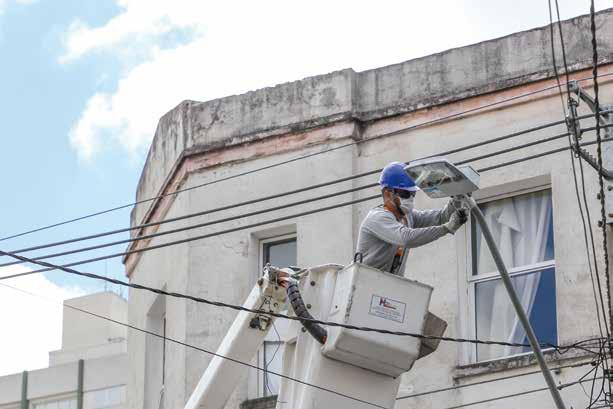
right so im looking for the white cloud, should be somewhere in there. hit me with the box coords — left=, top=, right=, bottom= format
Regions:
left=70, top=93, right=122, bottom=161
left=60, top=0, right=204, bottom=63
left=0, top=267, right=84, bottom=376
left=64, top=0, right=613, bottom=161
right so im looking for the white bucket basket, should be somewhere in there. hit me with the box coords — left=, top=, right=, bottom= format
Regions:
left=321, top=262, right=433, bottom=377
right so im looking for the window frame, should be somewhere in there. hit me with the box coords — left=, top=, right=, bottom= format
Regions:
left=258, top=234, right=297, bottom=272
left=461, top=183, right=558, bottom=364
left=256, top=234, right=296, bottom=398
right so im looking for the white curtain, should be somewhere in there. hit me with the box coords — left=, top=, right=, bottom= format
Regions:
left=475, top=191, right=552, bottom=360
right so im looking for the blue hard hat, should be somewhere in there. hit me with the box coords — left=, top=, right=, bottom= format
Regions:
left=379, top=162, right=419, bottom=191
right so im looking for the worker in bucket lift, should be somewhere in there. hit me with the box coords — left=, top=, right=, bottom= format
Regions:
left=355, top=162, right=468, bottom=276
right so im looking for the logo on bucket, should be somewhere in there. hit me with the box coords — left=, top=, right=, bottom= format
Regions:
left=379, top=297, right=396, bottom=309
left=369, top=295, right=406, bottom=323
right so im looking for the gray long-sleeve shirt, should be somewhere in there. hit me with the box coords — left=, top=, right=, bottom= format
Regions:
left=355, top=202, right=454, bottom=275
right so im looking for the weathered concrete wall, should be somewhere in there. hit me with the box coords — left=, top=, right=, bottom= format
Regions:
left=356, top=9, right=613, bottom=119
left=131, top=9, right=613, bottom=230
left=126, top=8, right=613, bottom=409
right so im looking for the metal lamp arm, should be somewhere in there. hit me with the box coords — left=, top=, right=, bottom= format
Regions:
left=568, top=81, right=613, bottom=129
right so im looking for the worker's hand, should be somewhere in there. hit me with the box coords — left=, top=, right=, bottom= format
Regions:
left=444, top=209, right=468, bottom=234
left=277, top=276, right=291, bottom=288
left=448, top=196, right=469, bottom=212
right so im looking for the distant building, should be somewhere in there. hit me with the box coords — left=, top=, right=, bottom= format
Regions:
left=125, top=9, right=613, bottom=409
left=0, top=292, right=128, bottom=409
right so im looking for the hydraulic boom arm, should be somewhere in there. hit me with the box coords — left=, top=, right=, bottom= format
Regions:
left=184, top=265, right=288, bottom=409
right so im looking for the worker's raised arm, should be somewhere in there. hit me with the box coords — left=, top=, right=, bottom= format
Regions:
left=410, top=198, right=459, bottom=228
left=363, top=210, right=450, bottom=248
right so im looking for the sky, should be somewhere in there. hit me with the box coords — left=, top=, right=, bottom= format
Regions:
left=0, top=0, right=611, bottom=376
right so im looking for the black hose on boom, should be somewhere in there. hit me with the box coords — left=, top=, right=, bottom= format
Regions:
left=286, top=281, right=327, bottom=344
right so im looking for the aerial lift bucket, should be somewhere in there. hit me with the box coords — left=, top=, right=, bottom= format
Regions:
left=276, top=262, right=446, bottom=409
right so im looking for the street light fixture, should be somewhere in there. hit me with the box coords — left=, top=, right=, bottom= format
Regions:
left=404, top=157, right=480, bottom=198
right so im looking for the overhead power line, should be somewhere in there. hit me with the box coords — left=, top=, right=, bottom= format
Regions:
left=551, top=1, right=613, bottom=407
left=2, top=122, right=612, bottom=271
left=8, top=113, right=600, bottom=257
left=2, top=127, right=612, bottom=277
left=0, top=248, right=603, bottom=355
left=3, top=281, right=602, bottom=409
left=589, top=0, right=613, bottom=344
left=0, top=183, right=378, bottom=267
left=548, top=0, right=606, bottom=344
left=588, top=3, right=613, bottom=405
left=0, top=282, right=387, bottom=409
left=548, top=0, right=609, bottom=343
left=441, top=374, right=605, bottom=409
left=8, top=113, right=611, bottom=258
left=0, top=195, right=378, bottom=277
left=3, top=73, right=613, bottom=244
left=397, top=359, right=594, bottom=400
left=555, top=0, right=610, bottom=337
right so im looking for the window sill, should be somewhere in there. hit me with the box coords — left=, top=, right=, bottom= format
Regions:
left=454, top=343, right=594, bottom=380
left=240, top=395, right=277, bottom=409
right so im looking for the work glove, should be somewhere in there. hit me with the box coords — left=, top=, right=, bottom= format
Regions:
left=444, top=209, right=468, bottom=234
left=448, top=196, right=469, bottom=212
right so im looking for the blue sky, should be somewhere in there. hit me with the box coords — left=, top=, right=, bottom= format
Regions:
left=0, top=0, right=133, bottom=293
left=0, top=0, right=612, bottom=375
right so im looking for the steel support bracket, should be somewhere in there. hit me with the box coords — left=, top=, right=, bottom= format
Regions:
left=603, top=127, right=613, bottom=224
left=566, top=81, right=613, bottom=224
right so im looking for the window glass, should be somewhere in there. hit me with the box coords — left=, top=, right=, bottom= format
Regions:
left=470, top=189, right=557, bottom=361
left=475, top=267, right=557, bottom=361
left=472, top=190, right=554, bottom=276
left=263, top=239, right=297, bottom=268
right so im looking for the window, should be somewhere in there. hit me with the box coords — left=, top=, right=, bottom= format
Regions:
left=83, top=386, right=126, bottom=409
left=33, top=398, right=77, bottom=409
left=469, top=189, right=557, bottom=362
left=262, top=238, right=297, bottom=271
left=259, top=235, right=296, bottom=397
left=263, top=340, right=284, bottom=395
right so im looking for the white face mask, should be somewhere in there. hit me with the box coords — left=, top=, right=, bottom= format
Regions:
left=399, top=197, right=415, bottom=213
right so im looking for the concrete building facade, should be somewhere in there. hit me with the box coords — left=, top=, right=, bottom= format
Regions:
left=125, top=9, right=613, bottom=409
left=0, top=292, right=128, bottom=409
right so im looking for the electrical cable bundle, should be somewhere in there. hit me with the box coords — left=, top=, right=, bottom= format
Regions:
left=549, top=1, right=613, bottom=407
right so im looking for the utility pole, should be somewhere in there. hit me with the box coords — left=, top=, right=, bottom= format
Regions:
left=558, top=80, right=613, bottom=405
left=565, top=81, right=613, bottom=326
